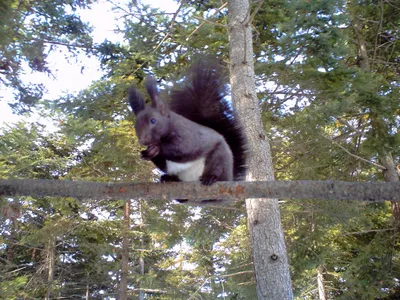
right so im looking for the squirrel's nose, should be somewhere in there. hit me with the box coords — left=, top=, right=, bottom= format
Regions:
left=135, top=128, right=147, bottom=145
left=138, top=135, right=150, bottom=146
left=139, top=138, right=146, bottom=146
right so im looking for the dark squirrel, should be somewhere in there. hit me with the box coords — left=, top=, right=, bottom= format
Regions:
left=128, top=61, right=247, bottom=201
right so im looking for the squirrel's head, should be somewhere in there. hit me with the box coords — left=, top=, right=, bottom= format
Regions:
left=128, top=77, right=171, bottom=146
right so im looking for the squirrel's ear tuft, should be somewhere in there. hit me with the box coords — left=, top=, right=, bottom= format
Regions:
left=128, top=85, right=145, bottom=115
left=145, top=76, right=159, bottom=100
left=145, top=76, right=169, bottom=116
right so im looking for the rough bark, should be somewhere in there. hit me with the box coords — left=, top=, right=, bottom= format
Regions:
left=6, top=217, right=16, bottom=262
left=352, top=19, right=370, bottom=70
left=380, top=151, right=400, bottom=219
left=86, top=277, right=90, bottom=300
left=138, top=200, right=145, bottom=300
left=227, top=0, right=293, bottom=298
left=120, top=199, right=130, bottom=300
left=317, top=266, right=327, bottom=300
left=45, top=237, right=56, bottom=300
left=1, top=179, right=400, bottom=202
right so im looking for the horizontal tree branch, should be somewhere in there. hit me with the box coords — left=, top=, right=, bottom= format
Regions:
left=128, top=288, right=167, bottom=295
left=220, top=270, right=255, bottom=278
left=0, top=179, right=400, bottom=204
left=342, top=228, right=397, bottom=236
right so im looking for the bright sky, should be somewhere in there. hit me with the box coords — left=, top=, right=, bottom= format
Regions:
left=0, top=0, right=178, bottom=126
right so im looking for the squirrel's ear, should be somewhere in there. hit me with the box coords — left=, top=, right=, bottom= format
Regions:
left=145, top=76, right=169, bottom=116
left=128, top=85, right=145, bottom=116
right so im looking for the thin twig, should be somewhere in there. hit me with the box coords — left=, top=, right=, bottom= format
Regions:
left=187, top=2, right=228, bottom=40
left=188, top=277, right=211, bottom=300
left=342, top=228, right=397, bottom=235
left=317, top=132, right=386, bottom=170
left=132, top=0, right=184, bottom=75
left=219, top=270, right=255, bottom=278
left=193, top=16, right=227, bottom=28
left=334, top=117, right=365, bottom=135
left=249, top=0, right=265, bottom=25
left=371, top=0, right=384, bottom=70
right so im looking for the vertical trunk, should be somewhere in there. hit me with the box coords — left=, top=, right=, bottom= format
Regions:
left=138, top=256, right=145, bottom=300
left=6, top=217, right=16, bottom=262
left=379, top=151, right=400, bottom=219
left=86, top=273, right=90, bottom=300
left=370, top=115, right=399, bottom=219
left=227, top=0, right=293, bottom=299
left=45, top=237, right=56, bottom=300
left=120, top=199, right=130, bottom=300
left=138, top=200, right=145, bottom=300
left=352, top=19, right=370, bottom=71
left=352, top=12, right=399, bottom=219
left=317, top=266, right=327, bottom=300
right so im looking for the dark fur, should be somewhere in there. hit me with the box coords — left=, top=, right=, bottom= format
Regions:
left=169, top=61, right=248, bottom=181
left=128, top=60, right=247, bottom=202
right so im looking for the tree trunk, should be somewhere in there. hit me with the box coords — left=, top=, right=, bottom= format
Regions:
left=139, top=256, right=145, bottom=300
left=352, top=12, right=400, bottom=220
left=120, top=199, right=130, bottom=300
left=6, top=216, right=17, bottom=262
left=138, top=200, right=145, bottom=300
left=86, top=273, right=90, bottom=300
left=380, top=151, right=400, bottom=219
left=227, top=0, right=293, bottom=299
left=45, top=237, right=56, bottom=300
left=352, top=19, right=370, bottom=71
left=317, top=266, right=327, bottom=300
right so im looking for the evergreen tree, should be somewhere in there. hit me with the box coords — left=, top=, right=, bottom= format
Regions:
left=0, top=0, right=96, bottom=112
left=1, top=0, right=399, bottom=298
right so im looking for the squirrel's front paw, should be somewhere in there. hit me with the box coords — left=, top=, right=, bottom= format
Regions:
left=140, top=150, right=153, bottom=160
left=200, top=174, right=218, bottom=186
left=160, top=174, right=180, bottom=183
left=175, top=199, right=188, bottom=203
left=141, top=145, right=160, bottom=160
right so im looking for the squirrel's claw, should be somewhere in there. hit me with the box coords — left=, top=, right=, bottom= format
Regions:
left=200, top=174, right=218, bottom=186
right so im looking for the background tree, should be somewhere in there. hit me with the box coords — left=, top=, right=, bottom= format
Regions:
left=253, top=0, right=400, bottom=297
left=0, top=0, right=96, bottom=113
left=1, top=0, right=400, bottom=299
left=228, top=0, right=293, bottom=297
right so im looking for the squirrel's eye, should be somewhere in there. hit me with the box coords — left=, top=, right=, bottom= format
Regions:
left=150, top=118, right=156, bottom=124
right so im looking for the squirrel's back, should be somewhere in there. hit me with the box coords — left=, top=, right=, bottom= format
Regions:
left=169, top=60, right=248, bottom=181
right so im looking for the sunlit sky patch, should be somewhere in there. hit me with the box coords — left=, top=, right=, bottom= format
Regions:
left=0, top=0, right=178, bottom=126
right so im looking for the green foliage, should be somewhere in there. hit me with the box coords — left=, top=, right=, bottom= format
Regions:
left=0, top=275, right=28, bottom=299
left=0, top=0, right=95, bottom=112
left=0, top=121, right=76, bottom=179
left=262, top=0, right=400, bottom=298
left=1, top=0, right=400, bottom=298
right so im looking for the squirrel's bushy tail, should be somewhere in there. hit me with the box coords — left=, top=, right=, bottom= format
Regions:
left=169, top=60, right=248, bottom=180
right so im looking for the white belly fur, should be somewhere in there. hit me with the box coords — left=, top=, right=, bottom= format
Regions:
left=166, top=157, right=205, bottom=182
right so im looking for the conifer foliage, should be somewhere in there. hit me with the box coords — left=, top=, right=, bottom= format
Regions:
left=1, top=0, right=399, bottom=298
